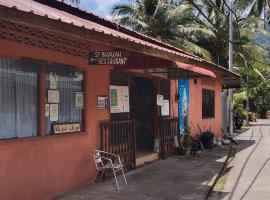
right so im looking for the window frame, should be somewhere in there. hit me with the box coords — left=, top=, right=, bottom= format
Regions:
left=202, top=88, right=215, bottom=119
left=0, top=57, right=86, bottom=141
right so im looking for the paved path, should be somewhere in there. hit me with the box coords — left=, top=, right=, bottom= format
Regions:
left=222, top=119, right=270, bottom=200
left=54, top=147, right=229, bottom=200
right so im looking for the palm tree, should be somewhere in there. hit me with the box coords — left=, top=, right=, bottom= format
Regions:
left=111, top=0, right=214, bottom=60
left=235, top=0, right=269, bottom=18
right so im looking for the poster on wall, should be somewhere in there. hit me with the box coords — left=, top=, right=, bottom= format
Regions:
left=110, top=85, right=130, bottom=113
left=50, top=104, right=59, bottom=122
left=97, top=96, right=108, bottom=109
left=178, top=80, right=189, bottom=135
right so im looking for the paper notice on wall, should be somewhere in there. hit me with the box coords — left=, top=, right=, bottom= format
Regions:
left=110, top=85, right=130, bottom=113
left=49, top=104, right=59, bottom=121
left=45, top=104, right=50, bottom=117
left=48, top=90, right=60, bottom=103
left=161, top=100, right=170, bottom=116
left=49, top=73, right=58, bottom=89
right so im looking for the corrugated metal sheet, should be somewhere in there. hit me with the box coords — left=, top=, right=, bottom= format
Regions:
left=0, top=0, right=198, bottom=60
left=0, top=0, right=240, bottom=78
left=175, top=62, right=216, bottom=78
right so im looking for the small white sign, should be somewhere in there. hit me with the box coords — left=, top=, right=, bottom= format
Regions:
left=45, top=104, right=50, bottom=117
left=75, top=92, right=84, bottom=109
left=161, top=100, right=170, bottom=116
left=50, top=104, right=59, bottom=122
left=157, top=94, right=164, bottom=106
left=49, top=73, right=58, bottom=89
left=48, top=90, right=60, bottom=103
left=98, top=96, right=108, bottom=109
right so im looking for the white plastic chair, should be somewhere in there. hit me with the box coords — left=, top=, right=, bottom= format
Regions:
left=93, top=150, right=127, bottom=190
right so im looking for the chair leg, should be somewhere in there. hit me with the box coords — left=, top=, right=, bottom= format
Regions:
left=93, top=170, right=99, bottom=183
left=98, top=170, right=105, bottom=183
left=113, top=169, right=119, bottom=190
left=121, top=168, right=128, bottom=185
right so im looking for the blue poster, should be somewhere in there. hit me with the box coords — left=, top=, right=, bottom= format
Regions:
left=178, top=80, right=189, bottom=135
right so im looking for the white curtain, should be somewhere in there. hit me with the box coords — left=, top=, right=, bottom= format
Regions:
left=0, top=58, right=38, bottom=139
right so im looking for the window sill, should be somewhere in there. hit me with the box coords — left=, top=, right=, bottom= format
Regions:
left=202, top=117, right=215, bottom=119
left=0, top=131, right=87, bottom=145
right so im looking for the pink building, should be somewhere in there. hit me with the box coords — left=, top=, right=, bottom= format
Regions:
left=0, top=0, right=240, bottom=199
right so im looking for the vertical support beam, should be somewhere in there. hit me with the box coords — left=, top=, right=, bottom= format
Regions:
left=38, top=65, right=46, bottom=137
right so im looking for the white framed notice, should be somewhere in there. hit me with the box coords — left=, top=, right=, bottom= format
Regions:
left=75, top=92, right=84, bottom=109
left=49, top=72, right=58, bottom=89
left=50, top=104, right=59, bottom=121
left=48, top=90, right=60, bottom=103
left=110, top=85, right=130, bottom=113
left=161, top=100, right=170, bottom=116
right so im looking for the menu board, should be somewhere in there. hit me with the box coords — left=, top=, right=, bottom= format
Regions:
left=110, top=85, right=130, bottom=113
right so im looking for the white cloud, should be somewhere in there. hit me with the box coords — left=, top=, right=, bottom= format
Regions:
left=80, top=0, right=124, bottom=17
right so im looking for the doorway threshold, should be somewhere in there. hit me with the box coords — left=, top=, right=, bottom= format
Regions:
left=136, top=150, right=159, bottom=166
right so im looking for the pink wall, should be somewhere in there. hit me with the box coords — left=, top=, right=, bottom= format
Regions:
left=188, top=75, right=222, bottom=137
left=0, top=39, right=111, bottom=200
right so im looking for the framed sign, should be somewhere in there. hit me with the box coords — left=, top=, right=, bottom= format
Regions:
left=98, top=96, right=108, bottom=109
left=110, top=85, right=130, bottom=113
left=53, top=123, right=81, bottom=134
left=89, top=50, right=130, bottom=65
left=48, top=90, right=60, bottom=103
left=75, top=92, right=84, bottom=109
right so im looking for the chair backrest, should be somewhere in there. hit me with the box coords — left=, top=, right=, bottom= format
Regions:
left=93, top=151, right=103, bottom=170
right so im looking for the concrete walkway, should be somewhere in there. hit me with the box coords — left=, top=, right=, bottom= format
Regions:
left=220, top=119, right=270, bottom=200
left=55, top=147, right=229, bottom=200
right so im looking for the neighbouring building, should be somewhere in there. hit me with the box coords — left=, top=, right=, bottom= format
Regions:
left=0, top=0, right=240, bottom=199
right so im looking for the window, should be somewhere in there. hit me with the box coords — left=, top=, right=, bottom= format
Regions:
left=202, top=89, right=215, bottom=119
left=0, top=58, right=38, bottom=139
left=45, top=64, right=84, bottom=135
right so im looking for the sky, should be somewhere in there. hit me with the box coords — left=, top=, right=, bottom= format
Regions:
left=66, top=0, right=130, bottom=19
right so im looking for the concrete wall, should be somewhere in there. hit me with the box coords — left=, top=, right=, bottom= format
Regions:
left=0, top=39, right=111, bottom=200
left=188, top=75, right=222, bottom=137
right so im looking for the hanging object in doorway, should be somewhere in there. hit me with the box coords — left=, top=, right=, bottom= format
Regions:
left=157, top=94, right=164, bottom=106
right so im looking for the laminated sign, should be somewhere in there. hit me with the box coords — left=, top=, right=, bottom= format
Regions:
left=110, top=85, right=130, bottom=113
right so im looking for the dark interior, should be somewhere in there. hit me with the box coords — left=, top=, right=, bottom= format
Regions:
left=130, top=77, right=157, bottom=151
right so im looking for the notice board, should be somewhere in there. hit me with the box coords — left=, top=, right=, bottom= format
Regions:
left=110, top=85, right=130, bottom=113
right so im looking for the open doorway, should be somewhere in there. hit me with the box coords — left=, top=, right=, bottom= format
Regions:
left=130, top=77, right=157, bottom=156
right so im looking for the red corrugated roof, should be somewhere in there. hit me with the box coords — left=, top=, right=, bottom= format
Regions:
left=175, top=62, right=216, bottom=78
left=0, top=0, right=239, bottom=78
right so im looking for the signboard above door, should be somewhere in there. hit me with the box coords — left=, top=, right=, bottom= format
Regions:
left=89, top=50, right=130, bottom=65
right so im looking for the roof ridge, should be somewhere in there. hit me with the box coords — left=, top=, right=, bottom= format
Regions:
left=33, top=0, right=206, bottom=61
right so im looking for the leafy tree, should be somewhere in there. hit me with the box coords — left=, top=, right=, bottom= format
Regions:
left=111, top=0, right=214, bottom=60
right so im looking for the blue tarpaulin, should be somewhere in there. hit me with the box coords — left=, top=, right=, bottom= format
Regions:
left=178, top=80, right=189, bottom=135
